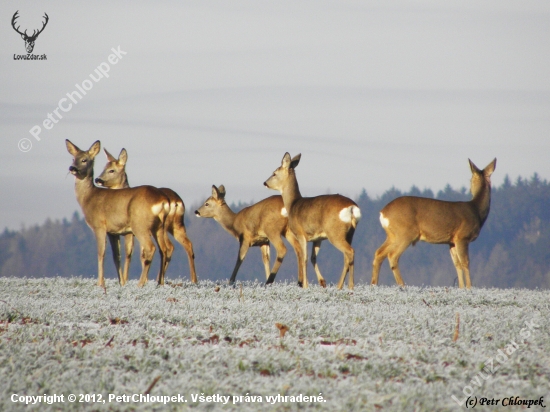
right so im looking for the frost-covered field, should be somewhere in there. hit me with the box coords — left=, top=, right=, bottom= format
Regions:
left=0, top=277, right=548, bottom=411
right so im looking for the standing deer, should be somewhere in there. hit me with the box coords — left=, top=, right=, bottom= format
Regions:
left=95, top=148, right=198, bottom=283
left=66, top=140, right=170, bottom=287
left=194, top=185, right=288, bottom=285
left=11, top=11, right=49, bottom=54
left=371, top=158, right=497, bottom=289
left=264, top=153, right=361, bottom=290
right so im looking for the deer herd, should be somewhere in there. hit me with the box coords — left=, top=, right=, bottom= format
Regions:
left=66, top=139, right=496, bottom=290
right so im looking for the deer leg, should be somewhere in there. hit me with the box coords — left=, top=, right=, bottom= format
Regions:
left=228, top=240, right=250, bottom=286
left=94, top=231, right=107, bottom=288
left=265, top=233, right=286, bottom=285
left=285, top=231, right=305, bottom=287
left=346, top=227, right=356, bottom=290
left=339, top=246, right=354, bottom=291
left=310, top=240, right=326, bottom=288
left=372, top=236, right=391, bottom=285
left=122, top=234, right=134, bottom=285
left=348, top=251, right=355, bottom=291
left=107, top=233, right=123, bottom=286
left=134, top=230, right=156, bottom=288
left=260, top=244, right=271, bottom=281
left=154, top=225, right=169, bottom=286
left=449, top=244, right=464, bottom=288
left=158, top=231, right=173, bottom=284
left=454, top=242, right=471, bottom=289
left=158, top=212, right=173, bottom=283
left=297, top=235, right=308, bottom=289
left=387, top=241, right=408, bottom=287
left=172, top=223, right=197, bottom=284
left=331, top=232, right=356, bottom=290
left=464, top=267, right=472, bottom=289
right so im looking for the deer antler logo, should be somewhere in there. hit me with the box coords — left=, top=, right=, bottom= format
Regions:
left=11, top=11, right=49, bottom=54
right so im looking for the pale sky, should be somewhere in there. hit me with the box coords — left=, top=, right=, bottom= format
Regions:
left=1, top=1, right=549, bottom=230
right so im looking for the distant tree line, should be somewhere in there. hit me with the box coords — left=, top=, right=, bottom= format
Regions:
left=1, top=174, right=548, bottom=289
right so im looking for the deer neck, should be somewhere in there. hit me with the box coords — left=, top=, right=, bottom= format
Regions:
left=118, top=173, right=130, bottom=189
left=214, top=203, right=239, bottom=238
left=281, top=170, right=303, bottom=210
left=73, top=168, right=98, bottom=207
left=471, top=179, right=492, bottom=227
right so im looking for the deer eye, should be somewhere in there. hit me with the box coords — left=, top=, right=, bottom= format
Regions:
left=205, top=202, right=209, bottom=207
left=108, top=170, right=114, bottom=174
left=81, top=158, right=87, bottom=163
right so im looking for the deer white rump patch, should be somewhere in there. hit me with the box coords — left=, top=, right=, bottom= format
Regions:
left=151, top=203, right=167, bottom=215
left=380, top=212, right=390, bottom=228
left=281, top=207, right=288, bottom=217
left=352, top=206, right=362, bottom=222
left=169, top=201, right=183, bottom=214
left=339, top=206, right=361, bottom=223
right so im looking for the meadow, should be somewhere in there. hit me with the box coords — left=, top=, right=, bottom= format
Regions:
left=0, top=277, right=548, bottom=411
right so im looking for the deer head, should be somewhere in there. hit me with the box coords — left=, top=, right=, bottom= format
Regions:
left=12, top=11, right=49, bottom=54
left=95, top=148, right=129, bottom=188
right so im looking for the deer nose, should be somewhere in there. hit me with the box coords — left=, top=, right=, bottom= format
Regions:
left=263, top=181, right=269, bottom=188
left=95, top=178, right=104, bottom=186
left=194, top=210, right=201, bottom=217
left=69, top=166, right=78, bottom=173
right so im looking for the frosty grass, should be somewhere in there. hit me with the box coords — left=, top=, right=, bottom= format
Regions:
left=0, top=277, right=548, bottom=411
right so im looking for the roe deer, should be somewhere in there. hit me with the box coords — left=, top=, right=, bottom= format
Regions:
left=194, top=185, right=288, bottom=285
left=371, top=158, right=497, bottom=289
left=95, top=148, right=197, bottom=283
left=66, top=140, right=170, bottom=287
left=264, top=153, right=361, bottom=290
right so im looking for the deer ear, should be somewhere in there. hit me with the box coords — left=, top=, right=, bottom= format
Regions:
left=104, top=148, right=116, bottom=162
left=290, top=153, right=301, bottom=169
left=65, top=139, right=80, bottom=156
left=468, top=159, right=481, bottom=174
left=218, top=185, right=226, bottom=198
left=211, top=185, right=220, bottom=199
left=88, top=141, right=101, bottom=158
left=483, top=158, right=496, bottom=177
left=118, top=149, right=128, bottom=166
left=281, top=152, right=292, bottom=169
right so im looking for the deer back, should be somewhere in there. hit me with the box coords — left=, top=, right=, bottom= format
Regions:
left=381, top=197, right=482, bottom=244
left=234, top=195, right=287, bottom=237
left=81, top=186, right=169, bottom=234
left=289, top=194, right=359, bottom=238
left=157, top=188, right=181, bottom=204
